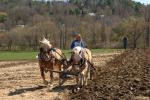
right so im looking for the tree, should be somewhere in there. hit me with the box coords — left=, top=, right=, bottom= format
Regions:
left=144, top=5, right=150, bottom=47
left=0, top=12, right=7, bottom=23
left=113, top=17, right=144, bottom=48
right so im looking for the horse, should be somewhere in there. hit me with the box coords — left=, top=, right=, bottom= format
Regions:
left=38, top=38, right=66, bottom=85
left=66, top=46, right=94, bottom=88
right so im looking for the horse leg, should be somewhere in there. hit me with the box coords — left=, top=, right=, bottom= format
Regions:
left=58, top=64, right=62, bottom=86
left=49, top=65, right=54, bottom=83
left=75, top=76, right=79, bottom=89
left=81, top=74, right=85, bottom=87
left=76, top=74, right=83, bottom=87
left=84, top=66, right=91, bottom=85
left=82, top=65, right=89, bottom=86
left=83, top=74, right=88, bottom=86
left=40, top=67, right=48, bottom=85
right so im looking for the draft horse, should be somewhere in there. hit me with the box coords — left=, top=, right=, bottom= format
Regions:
left=66, top=46, right=95, bottom=88
left=38, top=38, right=66, bottom=85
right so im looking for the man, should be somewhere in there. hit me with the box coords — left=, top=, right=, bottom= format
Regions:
left=70, top=34, right=84, bottom=49
left=123, top=36, right=128, bottom=49
left=67, top=33, right=84, bottom=65
left=67, top=33, right=95, bottom=81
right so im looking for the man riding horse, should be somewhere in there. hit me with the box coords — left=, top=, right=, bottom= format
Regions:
left=69, top=33, right=85, bottom=64
left=66, top=33, right=95, bottom=88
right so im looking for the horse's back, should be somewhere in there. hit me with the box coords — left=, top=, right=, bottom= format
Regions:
left=52, top=48, right=62, bottom=60
left=82, top=48, right=92, bottom=62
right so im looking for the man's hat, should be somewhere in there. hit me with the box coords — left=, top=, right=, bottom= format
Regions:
left=76, top=34, right=81, bottom=38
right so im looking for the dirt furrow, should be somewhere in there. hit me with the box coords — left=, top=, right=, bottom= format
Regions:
left=0, top=52, right=119, bottom=100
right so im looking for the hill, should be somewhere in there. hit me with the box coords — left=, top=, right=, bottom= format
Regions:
left=0, top=0, right=149, bottom=50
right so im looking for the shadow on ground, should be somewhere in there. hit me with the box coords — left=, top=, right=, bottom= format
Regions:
left=49, top=85, right=75, bottom=93
left=8, top=84, right=76, bottom=96
left=8, top=85, right=47, bottom=96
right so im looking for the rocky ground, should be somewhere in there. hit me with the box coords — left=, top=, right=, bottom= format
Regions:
left=0, top=52, right=120, bottom=100
left=69, top=49, right=150, bottom=100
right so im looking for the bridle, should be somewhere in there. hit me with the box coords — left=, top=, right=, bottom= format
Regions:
left=72, top=50, right=85, bottom=68
left=39, top=47, right=61, bottom=62
left=72, top=49, right=96, bottom=70
left=72, top=58, right=86, bottom=67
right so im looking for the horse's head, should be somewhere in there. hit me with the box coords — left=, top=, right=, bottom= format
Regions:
left=40, top=37, right=52, bottom=49
left=71, top=46, right=83, bottom=64
left=39, top=38, right=53, bottom=61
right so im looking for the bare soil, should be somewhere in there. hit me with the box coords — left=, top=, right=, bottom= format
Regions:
left=0, top=52, right=120, bottom=100
left=69, top=49, right=150, bottom=100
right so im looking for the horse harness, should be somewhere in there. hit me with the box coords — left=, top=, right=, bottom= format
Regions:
left=38, top=47, right=67, bottom=67
left=73, top=58, right=86, bottom=68
left=38, top=48, right=57, bottom=63
left=72, top=49, right=95, bottom=70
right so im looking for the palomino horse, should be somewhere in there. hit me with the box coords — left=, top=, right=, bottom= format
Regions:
left=38, top=38, right=65, bottom=85
left=67, top=46, right=93, bottom=88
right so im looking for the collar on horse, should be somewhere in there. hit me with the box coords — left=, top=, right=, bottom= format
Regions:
left=38, top=47, right=68, bottom=67
left=48, top=48, right=68, bottom=66
left=48, top=48, right=56, bottom=52
left=38, top=47, right=56, bottom=62
left=73, top=58, right=85, bottom=68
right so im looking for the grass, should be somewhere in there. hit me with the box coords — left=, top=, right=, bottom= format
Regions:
left=0, top=51, right=38, bottom=61
left=0, top=49, right=122, bottom=61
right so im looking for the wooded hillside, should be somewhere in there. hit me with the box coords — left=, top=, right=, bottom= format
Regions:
left=0, top=0, right=149, bottom=50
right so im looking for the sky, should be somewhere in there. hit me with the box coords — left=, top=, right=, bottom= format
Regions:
left=133, top=0, right=150, bottom=4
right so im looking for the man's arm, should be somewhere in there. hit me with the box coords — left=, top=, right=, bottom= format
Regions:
left=71, top=41, right=75, bottom=49
left=81, top=41, right=85, bottom=48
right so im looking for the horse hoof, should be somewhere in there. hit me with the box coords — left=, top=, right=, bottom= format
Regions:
left=77, top=87, right=80, bottom=90
left=50, top=84, right=53, bottom=87
left=59, top=79, right=65, bottom=86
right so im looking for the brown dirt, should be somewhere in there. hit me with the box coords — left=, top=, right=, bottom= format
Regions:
left=69, top=49, right=150, bottom=100
left=0, top=52, right=119, bottom=100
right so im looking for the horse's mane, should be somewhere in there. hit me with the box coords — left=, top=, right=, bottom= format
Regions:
left=39, top=37, right=52, bottom=48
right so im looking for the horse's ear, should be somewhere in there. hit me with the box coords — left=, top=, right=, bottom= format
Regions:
left=43, top=37, right=46, bottom=41
left=39, top=37, right=45, bottom=43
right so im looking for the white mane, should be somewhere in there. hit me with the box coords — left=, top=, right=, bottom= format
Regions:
left=39, top=37, right=52, bottom=48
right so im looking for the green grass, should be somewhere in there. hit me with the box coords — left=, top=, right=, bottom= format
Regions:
left=0, top=49, right=122, bottom=61
left=0, top=51, right=38, bottom=61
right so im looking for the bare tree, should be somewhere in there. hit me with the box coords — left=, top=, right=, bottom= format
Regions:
left=144, top=5, right=150, bottom=47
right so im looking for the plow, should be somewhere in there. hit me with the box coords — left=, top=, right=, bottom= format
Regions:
left=38, top=39, right=96, bottom=88
left=44, top=58, right=96, bottom=86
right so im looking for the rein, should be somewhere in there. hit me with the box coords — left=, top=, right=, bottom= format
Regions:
left=50, top=48, right=66, bottom=59
left=49, top=48, right=68, bottom=66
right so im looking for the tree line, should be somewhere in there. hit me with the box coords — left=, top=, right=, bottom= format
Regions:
left=0, top=0, right=149, bottom=50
